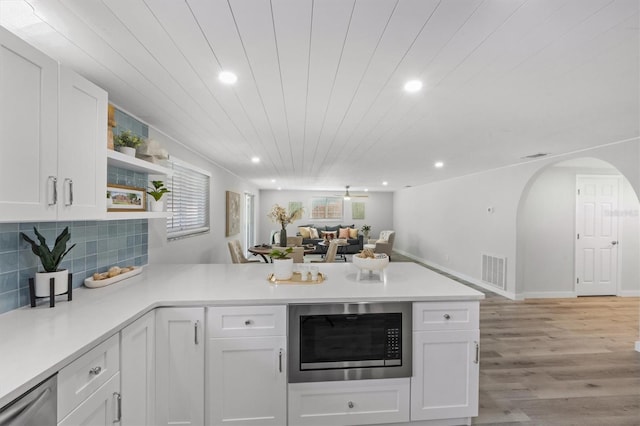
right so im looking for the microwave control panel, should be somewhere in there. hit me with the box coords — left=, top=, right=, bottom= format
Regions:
left=386, top=327, right=401, bottom=359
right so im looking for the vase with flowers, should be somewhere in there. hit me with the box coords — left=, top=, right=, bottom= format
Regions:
left=268, top=204, right=304, bottom=247
left=361, top=224, right=371, bottom=241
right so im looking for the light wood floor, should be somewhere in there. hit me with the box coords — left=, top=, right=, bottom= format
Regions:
left=391, top=254, right=640, bottom=425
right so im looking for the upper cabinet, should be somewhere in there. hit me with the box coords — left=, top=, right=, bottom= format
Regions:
left=0, top=26, right=58, bottom=221
left=0, top=26, right=107, bottom=222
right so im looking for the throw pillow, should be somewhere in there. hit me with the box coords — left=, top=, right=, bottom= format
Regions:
left=338, top=228, right=350, bottom=239
left=298, top=227, right=311, bottom=239
left=310, top=227, right=319, bottom=239
left=348, top=228, right=358, bottom=239
left=321, top=231, right=337, bottom=240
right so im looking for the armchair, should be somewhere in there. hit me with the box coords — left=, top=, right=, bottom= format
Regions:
left=368, top=230, right=395, bottom=260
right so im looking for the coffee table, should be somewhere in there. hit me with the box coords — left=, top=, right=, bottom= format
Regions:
left=317, top=240, right=349, bottom=262
left=248, top=245, right=315, bottom=263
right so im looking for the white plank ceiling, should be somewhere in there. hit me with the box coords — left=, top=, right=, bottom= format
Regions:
left=1, top=0, right=638, bottom=192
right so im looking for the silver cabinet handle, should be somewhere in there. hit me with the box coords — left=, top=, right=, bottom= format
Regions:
left=89, top=366, right=102, bottom=376
left=64, top=178, right=73, bottom=206
left=244, top=319, right=253, bottom=326
left=443, top=314, right=451, bottom=320
left=48, top=176, right=57, bottom=206
left=194, top=320, right=199, bottom=345
left=347, top=401, right=354, bottom=409
left=113, top=392, right=121, bottom=423
left=474, top=341, right=479, bottom=364
left=278, top=348, right=283, bottom=373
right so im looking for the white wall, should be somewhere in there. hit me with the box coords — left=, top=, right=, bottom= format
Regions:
left=258, top=190, right=393, bottom=244
left=393, top=139, right=640, bottom=299
left=517, top=162, right=639, bottom=298
left=146, top=128, right=259, bottom=264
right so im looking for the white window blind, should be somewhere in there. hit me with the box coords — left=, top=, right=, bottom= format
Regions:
left=166, top=159, right=210, bottom=239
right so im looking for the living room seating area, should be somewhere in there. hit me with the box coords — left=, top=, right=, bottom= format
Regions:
left=296, top=224, right=364, bottom=254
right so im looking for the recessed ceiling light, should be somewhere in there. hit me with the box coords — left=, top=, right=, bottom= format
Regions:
left=271, top=179, right=276, bottom=183
left=251, top=156, right=260, bottom=164
left=277, top=187, right=282, bottom=191
left=364, top=188, right=369, bottom=192
left=434, top=161, right=444, bottom=168
left=218, top=71, right=237, bottom=85
left=404, top=80, right=422, bottom=92
left=382, top=181, right=388, bottom=186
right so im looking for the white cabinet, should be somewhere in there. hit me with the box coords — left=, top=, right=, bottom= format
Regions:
left=155, top=307, right=204, bottom=426
left=58, top=65, right=107, bottom=220
left=207, top=305, right=287, bottom=426
left=0, top=27, right=107, bottom=222
left=121, top=311, right=155, bottom=426
left=288, top=378, right=410, bottom=426
left=411, top=302, right=480, bottom=423
left=0, top=25, right=58, bottom=221
left=57, top=333, right=121, bottom=425
left=58, top=373, right=121, bottom=426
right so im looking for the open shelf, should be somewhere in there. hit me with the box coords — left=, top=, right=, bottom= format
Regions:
left=107, top=150, right=172, bottom=176
left=106, top=211, right=172, bottom=220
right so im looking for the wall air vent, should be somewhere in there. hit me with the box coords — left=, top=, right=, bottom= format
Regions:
left=521, top=152, right=549, bottom=159
left=481, top=253, right=507, bottom=290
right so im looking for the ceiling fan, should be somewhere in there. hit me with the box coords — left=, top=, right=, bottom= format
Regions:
left=336, top=185, right=368, bottom=200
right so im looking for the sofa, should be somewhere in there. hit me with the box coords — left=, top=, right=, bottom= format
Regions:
left=296, top=224, right=364, bottom=254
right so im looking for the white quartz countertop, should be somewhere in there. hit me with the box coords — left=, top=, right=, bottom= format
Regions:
left=0, top=262, right=483, bottom=406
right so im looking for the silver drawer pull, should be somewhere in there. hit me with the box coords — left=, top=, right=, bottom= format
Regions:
left=443, top=314, right=451, bottom=320
left=347, top=401, right=354, bottom=409
left=89, top=366, right=102, bottom=376
left=244, top=319, right=253, bottom=326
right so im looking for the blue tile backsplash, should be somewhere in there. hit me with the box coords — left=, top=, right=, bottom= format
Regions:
left=0, top=219, right=148, bottom=314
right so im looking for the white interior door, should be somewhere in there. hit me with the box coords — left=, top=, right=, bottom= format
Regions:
left=575, top=175, right=620, bottom=296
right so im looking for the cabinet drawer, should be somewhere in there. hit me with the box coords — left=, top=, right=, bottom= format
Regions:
left=288, top=378, right=410, bottom=426
left=207, top=305, right=286, bottom=337
left=413, top=301, right=479, bottom=331
left=57, top=333, right=119, bottom=421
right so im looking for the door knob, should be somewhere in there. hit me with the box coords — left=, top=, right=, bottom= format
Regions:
left=611, top=241, right=618, bottom=245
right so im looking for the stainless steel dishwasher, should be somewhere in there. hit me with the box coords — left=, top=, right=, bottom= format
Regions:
left=0, top=375, right=56, bottom=426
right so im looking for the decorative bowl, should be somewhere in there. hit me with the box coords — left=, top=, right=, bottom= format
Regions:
left=352, top=253, right=389, bottom=271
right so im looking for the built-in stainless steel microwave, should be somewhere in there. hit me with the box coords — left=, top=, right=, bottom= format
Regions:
left=288, top=302, right=412, bottom=383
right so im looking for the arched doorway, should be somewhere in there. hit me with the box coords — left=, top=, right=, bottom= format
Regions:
left=516, top=157, right=640, bottom=298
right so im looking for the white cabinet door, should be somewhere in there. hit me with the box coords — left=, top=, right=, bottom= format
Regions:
left=58, top=372, right=121, bottom=426
left=207, top=336, right=287, bottom=426
left=156, top=308, right=204, bottom=426
left=121, top=311, right=155, bottom=426
left=0, top=26, right=58, bottom=221
left=411, top=330, right=480, bottom=421
left=58, top=66, right=107, bottom=220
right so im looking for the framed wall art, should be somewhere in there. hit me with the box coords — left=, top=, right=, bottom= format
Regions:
left=107, top=184, right=146, bottom=212
left=226, top=191, right=241, bottom=236
left=352, top=202, right=365, bottom=220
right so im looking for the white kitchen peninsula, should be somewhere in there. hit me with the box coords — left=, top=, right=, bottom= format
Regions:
left=0, top=263, right=483, bottom=426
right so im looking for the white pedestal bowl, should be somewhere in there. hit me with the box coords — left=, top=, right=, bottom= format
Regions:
left=352, top=253, right=389, bottom=283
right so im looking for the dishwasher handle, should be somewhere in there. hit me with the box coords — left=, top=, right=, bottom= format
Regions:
left=0, top=386, right=52, bottom=426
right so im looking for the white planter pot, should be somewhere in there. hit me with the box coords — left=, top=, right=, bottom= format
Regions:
left=273, top=258, right=293, bottom=280
left=34, top=269, right=69, bottom=297
left=149, top=198, right=164, bottom=212
left=117, top=146, right=137, bottom=156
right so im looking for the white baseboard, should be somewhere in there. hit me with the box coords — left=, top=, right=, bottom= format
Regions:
left=523, top=291, right=577, bottom=299
left=619, top=290, right=640, bottom=297
left=636, top=341, right=640, bottom=353
left=394, top=249, right=518, bottom=300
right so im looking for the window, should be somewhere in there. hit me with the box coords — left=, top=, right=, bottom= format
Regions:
left=310, top=197, right=343, bottom=220
left=166, top=158, right=210, bottom=239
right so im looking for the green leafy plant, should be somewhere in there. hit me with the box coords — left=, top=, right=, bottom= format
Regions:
left=269, top=247, right=293, bottom=260
left=147, top=180, right=170, bottom=201
left=361, top=224, right=371, bottom=233
left=114, top=129, right=144, bottom=149
left=20, top=227, right=76, bottom=272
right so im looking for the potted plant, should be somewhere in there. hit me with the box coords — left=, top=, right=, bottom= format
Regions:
left=147, top=180, right=170, bottom=212
left=361, top=224, right=371, bottom=241
left=268, top=204, right=304, bottom=247
left=20, top=227, right=76, bottom=297
left=113, top=129, right=144, bottom=156
left=269, top=247, right=294, bottom=280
